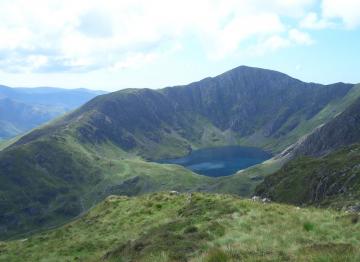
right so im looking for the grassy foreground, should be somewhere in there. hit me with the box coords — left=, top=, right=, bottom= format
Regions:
left=1, top=192, right=359, bottom=261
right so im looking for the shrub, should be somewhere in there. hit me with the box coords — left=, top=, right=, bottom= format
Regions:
left=351, top=214, right=359, bottom=224
left=303, top=222, right=315, bottom=232
left=184, top=226, right=198, bottom=234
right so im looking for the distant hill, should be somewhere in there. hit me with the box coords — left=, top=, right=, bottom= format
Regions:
left=0, top=85, right=105, bottom=139
left=0, top=66, right=358, bottom=239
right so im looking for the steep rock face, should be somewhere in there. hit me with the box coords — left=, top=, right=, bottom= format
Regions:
left=256, top=94, right=360, bottom=207
left=289, top=93, right=360, bottom=157
left=163, top=67, right=351, bottom=138
left=13, top=66, right=353, bottom=160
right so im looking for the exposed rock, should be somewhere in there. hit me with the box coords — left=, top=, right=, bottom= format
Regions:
left=347, top=205, right=360, bottom=213
left=251, top=196, right=261, bottom=201
left=262, top=197, right=271, bottom=203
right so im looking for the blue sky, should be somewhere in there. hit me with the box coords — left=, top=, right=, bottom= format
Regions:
left=0, top=0, right=359, bottom=91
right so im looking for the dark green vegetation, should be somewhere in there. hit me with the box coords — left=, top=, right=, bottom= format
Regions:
left=257, top=145, right=360, bottom=208
left=1, top=66, right=360, bottom=240
left=1, top=192, right=360, bottom=261
left=257, top=91, right=360, bottom=208
left=0, top=85, right=105, bottom=139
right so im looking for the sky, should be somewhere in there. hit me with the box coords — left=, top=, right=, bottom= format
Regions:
left=0, top=0, right=359, bottom=91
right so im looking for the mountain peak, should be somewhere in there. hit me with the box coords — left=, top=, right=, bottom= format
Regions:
left=219, top=65, right=297, bottom=82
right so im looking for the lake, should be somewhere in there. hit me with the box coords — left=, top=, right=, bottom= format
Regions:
left=157, top=146, right=272, bottom=177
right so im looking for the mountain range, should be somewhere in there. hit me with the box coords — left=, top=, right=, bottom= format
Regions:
left=0, top=85, right=105, bottom=139
left=1, top=65, right=360, bottom=243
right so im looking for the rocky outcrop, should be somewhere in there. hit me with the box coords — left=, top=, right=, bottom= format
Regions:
left=289, top=93, right=360, bottom=158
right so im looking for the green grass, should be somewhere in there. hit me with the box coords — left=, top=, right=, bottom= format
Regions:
left=1, top=192, right=360, bottom=261
left=0, top=133, right=212, bottom=240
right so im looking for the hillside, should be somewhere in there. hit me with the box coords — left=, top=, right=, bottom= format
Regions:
left=0, top=66, right=358, bottom=239
left=256, top=145, right=360, bottom=209
left=1, top=192, right=359, bottom=261
left=60, top=66, right=355, bottom=159
left=0, top=85, right=105, bottom=139
left=256, top=92, right=360, bottom=208
left=288, top=84, right=360, bottom=158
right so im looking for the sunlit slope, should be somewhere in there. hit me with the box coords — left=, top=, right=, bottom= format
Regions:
left=1, top=192, right=359, bottom=261
left=0, top=135, right=210, bottom=240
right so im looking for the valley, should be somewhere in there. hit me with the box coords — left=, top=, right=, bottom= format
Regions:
left=2, top=0, right=360, bottom=260
left=1, top=66, right=360, bottom=261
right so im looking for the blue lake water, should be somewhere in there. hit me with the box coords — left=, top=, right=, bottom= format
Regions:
left=158, top=146, right=272, bottom=177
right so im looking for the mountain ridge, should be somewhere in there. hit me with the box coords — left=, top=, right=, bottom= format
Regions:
left=0, top=66, right=358, bottom=239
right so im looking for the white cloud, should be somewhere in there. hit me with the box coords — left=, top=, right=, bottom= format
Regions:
left=250, top=35, right=291, bottom=56
left=322, top=0, right=360, bottom=29
left=207, top=13, right=286, bottom=59
left=110, top=53, right=158, bottom=71
left=0, top=0, right=319, bottom=73
left=300, top=12, right=333, bottom=29
left=289, top=29, right=313, bottom=45
left=250, top=29, right=313, bottom=55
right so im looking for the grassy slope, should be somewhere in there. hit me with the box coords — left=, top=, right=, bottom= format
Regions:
left=256, top=144, right=360, bottom=209
left=1, top=192, right=360, bottom=261
left=0, top=133, right=210, bottom=240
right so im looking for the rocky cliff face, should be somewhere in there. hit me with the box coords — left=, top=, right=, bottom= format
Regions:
left=163, top=66, right=352, bottom=139
left=13, top=66, right=353, bottom=160
left=256, top=91, right=360, bottom=207
left=288, top=90, right=360, bottom=158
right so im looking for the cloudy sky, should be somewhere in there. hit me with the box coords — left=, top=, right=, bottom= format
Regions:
left=0, top=0, right=359, bottom=91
